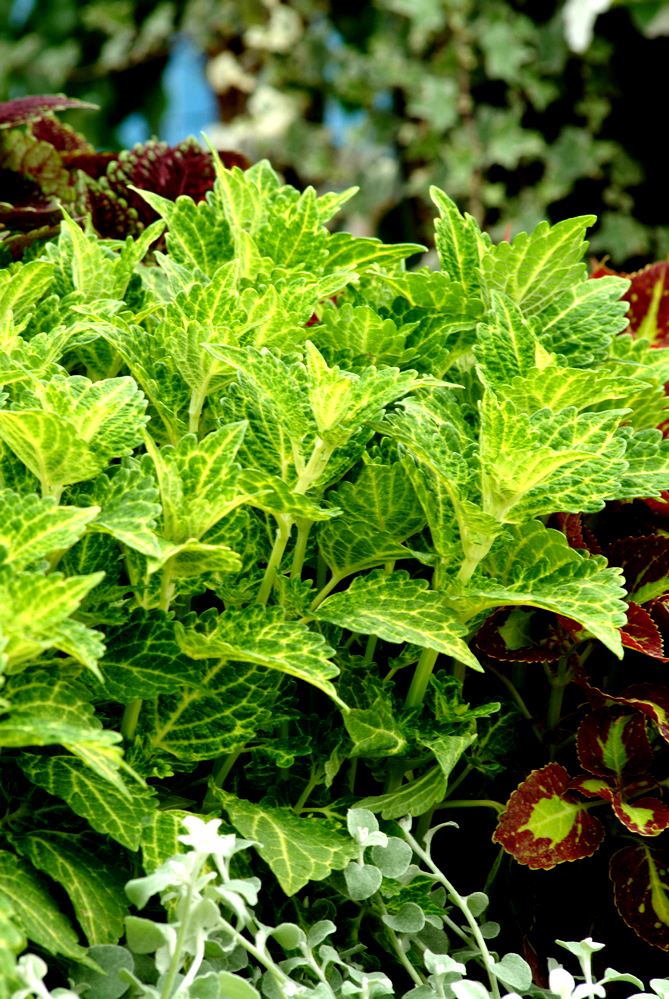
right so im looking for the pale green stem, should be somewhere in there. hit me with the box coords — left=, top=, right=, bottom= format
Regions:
left=42, top=481, right=63, bottom=504
left=159, top=559, right=176, bottom=613
left=294, top=768, right=322, bottom=813
left=290, top=517, right=313, bottom=580
left=160, top=877, right=195, bottom=999
left=456, top=554, right=480, bottom=584
left=309, top=571, right=342, bottom=612
left=212, top=747, right=244, bottom=788
left=256, top=514, right=293, bottom=605
left=188, top=384, right=208, bottom=436
left=443, top=763, right=473, bottom=798
left=547, top=655, right=572, bottom=757
left=403, top=827, right=501, bottom=999
left=375, top=896, right=424, bottom=987
left=405, top=647, right=439, bottom=709
left=451, top=657, right=465, bottom=683
left=215, top=915, right=298, bottom=999
left=363, top=633, right=378, bottom=663
left=121, top=698, right=142, bottom=741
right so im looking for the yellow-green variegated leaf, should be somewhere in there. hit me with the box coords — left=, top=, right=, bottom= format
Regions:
left=317, top=570, right=481, bottom=671
left=141, top=809, right=192, bottom=873
left=357, top=765, right=447, bottom=820
left=0, top=490, right=99, bottom=569
left=328, top=460, right=426, bottom=540
left=430, top=187, right=487, bottom=295
left=140, top=660, right=282, bottom=762
left=0, top=671, right=132, bottom=795
left=174, top=604, right=342, bottom=705
left=0, top=570, right=104, bottom=673
left=480, top=215, right=595, bottom=320
left=318, top=518, right=409, bottom=583
left=212, top=789, right=358, bottom=895
left=449, top=521, right=627, bottom=657
left=0, top=851, right=94, bottom=965
left=323, top=230, right=426, bottom=275
left=18, top=755, right=157, bottom=851
left=0, top=260, right=54, bottom=325
left=305, top=342, right=437, bottom=448
left=0, top=374, right=148, bottom=495
left=14, top=833, right=128, bottom=945
left=144, top=422, right=256, bottom=543
left=479, top=390, right=628, bottom=521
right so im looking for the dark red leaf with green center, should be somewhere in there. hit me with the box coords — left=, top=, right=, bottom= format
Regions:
left=641, top=492, right=669, bottom=520
left=620, top=683, right=669, bottom=743
left=611, top=794, right=669, bottom=836
left=62, top=151, right=119, bottom=181
left=620, top=602, right=667, bottom=660
left=607, top=535, right=669, bottom=603
left=577, top=709, right=652, bottom=779
left=0, top=95, right=99, bottom=129
left=568, top=775, right=612, bottom=799
left=492, top=763, right=605, bottom=870
left=610, top=844, right=669, bottom=950
left=476, top=608, right=562, bottom=663
left=591, top=259, right=669, bottom=344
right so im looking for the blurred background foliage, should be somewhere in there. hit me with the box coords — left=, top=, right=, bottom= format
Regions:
left=2, top=0, right=669, bottom=268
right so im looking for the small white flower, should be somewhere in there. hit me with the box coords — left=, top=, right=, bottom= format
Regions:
left=549, top=968, right=606, bottom=999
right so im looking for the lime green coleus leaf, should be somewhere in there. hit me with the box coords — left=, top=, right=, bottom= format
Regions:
left=0, top=374, right=148, bottom=497
left=69, top=462, right=162, bottom=558
left=0, top=851, right=95, bottom=966
left=213, top=789, right=358, bottom=895
left=143, top=422, right=254, bottom=544
left=343, top=691, right=408, bottom=759
left=139, top=660, right=281, bottom=762
left=0, top=490, right=99, bottom=569
left=323, top=230, right=425, bottom=275
left=480, top=215, right=596, bottom=320
left=0, top=671, right=136, bottom=795
left=140, top=808, right=192, bottom=873
left=305, top=341, right=438, bottom=448
left=328, top=460, right=426, bottom=541
left=448, top=521, right=627, bottom=657
left=431, top=187, right=488, bottom=296
left=478, top=390, right=629, bottom=521
left=99, top=609, right=208, bottom=702
left=357, top=765, right=447, bottom=820
left=13, top=832, right=128, bottom=946
left=307, top=302, right=419, bottom=370
left=175, top=605, right=343, bottom=706
left=133, top=188, right=234, bottom=277
left=17, top=755, right=156, bottom=851
left=240, top=469, right=338, bottom=523
left=0, top=260, right=54, bottom=325
left=615, top=427, right=669, bottom=499
left=317, top=570, right=481, bottom=671
left=0, top=569, right=104, bottom=673
left=538, top=275, right=630, bottom=366
left=318, top=519, right=409, bottom=584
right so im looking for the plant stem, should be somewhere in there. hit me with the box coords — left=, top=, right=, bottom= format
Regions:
left=212, top=747, right=244, bottom=788
left=405, top=647, right=439, bottom=708
left=403, top=826, right=501, bottom=999
left=121, top=698, right=142, bottom=741
left=160, top=877, right=195, bottom=999
left=290, top=517, right=313, bottom=579
left=364, top=633, right=378, bottom=663
left=484, top=661, right=544, bottom=744
left=294, top=768, right=322, bottom=813
left=376, top=896, right=424, bottom=987
left=309, top=571, right=342, bottom=612
left=159, top=559, right=175, bottom=613
left=256, top=513, right=292, bottom=605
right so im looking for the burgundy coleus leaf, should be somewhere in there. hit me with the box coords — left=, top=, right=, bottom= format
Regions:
left=576, top=709, right=653, bottom=780
left=577, top=679, right=669, bottom=744
left=591, top=259, right=669, bottom=345
left=0, top=95, right=98, bottom=129
left=476, top=607, right=562, bottom=663
left=610, top=844, right=669, bottom=950
left=552, top=512, right=602, bottom=555
left=606, top=535, right=669, bottom=604
left=641, top=491, right=669, bottom=521
left=569, top=775, right=669, bottom=836
left=30, top=113, right=92, bottom=154
left=492, top=763, right=605, bottom=870
left=620, top=601, right=667, bottom=660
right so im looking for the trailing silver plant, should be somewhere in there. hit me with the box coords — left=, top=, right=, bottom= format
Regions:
left=10, top=812, right=669, bottom=999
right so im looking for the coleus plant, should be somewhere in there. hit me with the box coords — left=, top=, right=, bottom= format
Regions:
left=0, top=95, right=248, bottom=259
left=2, top=127, right=669, bottom=989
